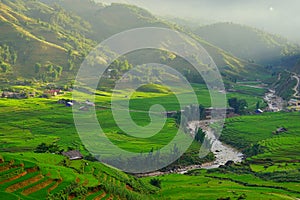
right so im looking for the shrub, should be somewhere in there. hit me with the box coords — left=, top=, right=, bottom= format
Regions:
left=149, top=178, right=161, bottom=188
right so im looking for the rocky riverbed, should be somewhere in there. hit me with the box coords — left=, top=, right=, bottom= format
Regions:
left=188, top=121, right=244, bottom=169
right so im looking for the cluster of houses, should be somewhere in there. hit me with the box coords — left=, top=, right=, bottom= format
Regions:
left=1, top=91, right=35, bottom=99
left=264, top=91, right=284, bottom=112
left=288, top=99, right=300, bottom=111
left=204, top=107, right=235, bottom=119
left=1, top=89, right=65, bottom=99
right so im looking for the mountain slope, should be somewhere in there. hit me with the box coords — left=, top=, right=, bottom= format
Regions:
left=0, top=0, right=271, bottom=83
left=40, top=0, right=270, bottom=81
left=0, top=0, right=96, bottom=81
left=194, top=22, right=300, bottom=66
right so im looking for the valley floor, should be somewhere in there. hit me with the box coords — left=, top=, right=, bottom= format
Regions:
left=0, top=83, right=299, bottom=199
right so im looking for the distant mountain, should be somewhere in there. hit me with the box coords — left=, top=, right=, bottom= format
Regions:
left=194, top=22, right=300, bottom=66
left=0, top=0, right=271, bottom=84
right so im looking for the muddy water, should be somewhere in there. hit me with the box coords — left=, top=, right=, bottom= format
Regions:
left=188, top=121, right=244, bottom=169
left=136, top=120, right=244, bottom=177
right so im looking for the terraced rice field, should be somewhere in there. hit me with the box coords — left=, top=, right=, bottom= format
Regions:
left=0, top=153, right=156, bottom=199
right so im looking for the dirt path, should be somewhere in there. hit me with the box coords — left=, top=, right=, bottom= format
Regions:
left=278, top=73, right=281, bottom=81
left=292, top=75, right=300, bottom=98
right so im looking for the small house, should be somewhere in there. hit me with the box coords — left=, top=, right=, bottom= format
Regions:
left=66, top=102, right=74, bottom=107
left=85, top=100, right=95, bottom=107
left=288, top=99, right=300, bottom=106
left=255, top=109, right=264, bottom=114
left=44, top=89, right=63, bottom=97
left=273, top=127, right=288, bottom=135
left=62, top=150, right=83, bottom=160
left=165, top=111, right=178, bottom=118
left=2, top=91, right=15, bottom=98
left=79, top=106, right=89, bottom=111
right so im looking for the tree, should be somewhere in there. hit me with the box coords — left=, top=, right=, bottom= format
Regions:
left=195, top=128, right=206, bottom=143
left=34, top=63, right=41, bottom=73
left=228, top=97, right=248, bottom=114
left=174, top=111, right=181, bottom=125
left=34, top=143, right=49, bottom=153
left=48, top=143, right=60, bottom=153
left=150, top=178, right=161, bottom=188
left=256, top=101, right=260, bottom=110
left=47, top=64, right=53, bottom=72
left=238, top=99, right=248, bottom=114
left=228, top=97, right=238, bottom=112
left=11, top=52, right=17, bottom=64
left=110, top=69, right=119, bottom=79
left=52, top=70, right=59, bottom=79
left=68, top=59, right=74, bottom=71
left=57, top=65, right=63, bottom=75
left=244, top=143, right=264, bottom=157
left=0, top=63, right=9, bottom=73
left=199, top=104, right=206, bottom=120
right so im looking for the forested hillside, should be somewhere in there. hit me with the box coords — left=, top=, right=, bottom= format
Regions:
left=0, top=0, right=277, bottom=84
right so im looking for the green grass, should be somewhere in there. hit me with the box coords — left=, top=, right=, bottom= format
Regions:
left=0, top=83, right=267, bottom=174
left=220, top=112, right=300, bottom=150
left=0, top=191, right=20, bottom=200
left=0, top=83, right=265, bottom=153
left=142, top=172, right=299, bottom=200
left=0, top=83, right=279, bottom=200
left=233, top=84, right=268, bottom=97
left=136, top=84, right=171, bottom=94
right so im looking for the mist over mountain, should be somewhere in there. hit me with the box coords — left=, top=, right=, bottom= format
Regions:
left=194, top=22, right=300, bottom=66
left=99, top=0, right=300, bottom=44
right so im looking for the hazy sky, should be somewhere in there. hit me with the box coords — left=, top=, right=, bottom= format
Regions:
left=98, top=0, right=300, bottom=43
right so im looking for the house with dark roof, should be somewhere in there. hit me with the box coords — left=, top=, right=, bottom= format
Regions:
left=62, top=150, right=83, bottom=160
left=275, top=127, right=288, bottom=134
left=255, top=109, right=264, bottom=114
left=1, top=91, right=27, bottom=99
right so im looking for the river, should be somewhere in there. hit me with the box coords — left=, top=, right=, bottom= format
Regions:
left=187, top=121, right=244, bottom=170
left=136, top=120, right=244, bottom=177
